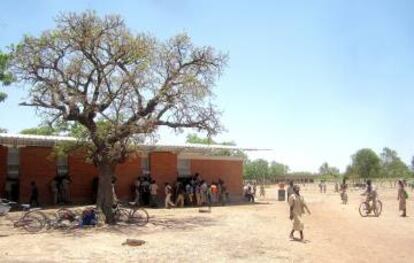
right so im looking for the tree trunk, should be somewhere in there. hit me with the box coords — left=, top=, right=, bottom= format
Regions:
left=96, top=161, right=116, bottom=224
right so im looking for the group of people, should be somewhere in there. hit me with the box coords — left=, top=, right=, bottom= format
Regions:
left=243, top=182, right=266, bottom=203
left=132, top=176, right=158, bottom=207
left=318, top=181, right=327, bottom=193
left=164, top=174, right=228, bottom=209
left=326, top=178, right=409, bottom=217
left=27, top=175, right=72, bottom=207
left=50, top=176, right=72, bottom=205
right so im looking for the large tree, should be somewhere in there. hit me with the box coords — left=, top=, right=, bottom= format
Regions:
left=350, top=148, right=381, bottom=179
left=10, top=12, right=227, bottom=223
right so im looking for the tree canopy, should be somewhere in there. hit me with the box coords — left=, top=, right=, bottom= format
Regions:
left=20, top=125, right=57, bottom=136
left=243, top=159, right=289, bottom=182
left=350, top=148, right=381, bottom=178
left=318, top=162, right=340, bottom=180
left=0, top=51, right=13, bottom=102
left=379, top=147, right=411, bottom=178
left=185, top=133, right=245, bottom=157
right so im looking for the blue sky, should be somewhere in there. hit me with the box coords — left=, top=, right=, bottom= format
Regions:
left=1, top=0, right=414, bottom=172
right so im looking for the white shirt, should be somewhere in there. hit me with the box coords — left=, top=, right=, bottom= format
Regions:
left=150, top=183, right=158, bottom=195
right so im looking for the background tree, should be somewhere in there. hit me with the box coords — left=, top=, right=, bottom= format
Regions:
left=186, top=133, right=214, bottom=144
left=20, top=125, right=58, bottom=136
left=379, top=147, right=411, bottom=178
left=350, top=148, right=381, bottom=179
left=10, top=11, right=227, bottom=223
left=243, top=159, right=269, bottom=182
left=318, top=162, right=340, bottom=180
left=0, top=51, right=13, bottom=102
left=268, top=161, right=289, bottom=182
left=411, top=156, right=414, bottom=172
left=0, top=51, right=13, bottom=132
left=185, top=133, right=246, bottom=158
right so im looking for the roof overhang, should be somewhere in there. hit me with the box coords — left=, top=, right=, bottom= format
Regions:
left=0, top=133, right=271, bottom=154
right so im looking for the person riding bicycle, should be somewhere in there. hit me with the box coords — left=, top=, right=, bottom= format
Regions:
left=361, top=179, right=377, bottom=212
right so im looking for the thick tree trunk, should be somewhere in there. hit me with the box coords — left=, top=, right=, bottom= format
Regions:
left=96, top=161, right=116, bottom=224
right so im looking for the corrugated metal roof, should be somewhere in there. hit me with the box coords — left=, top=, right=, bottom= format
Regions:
left=0, top=133, right=270, bottom=152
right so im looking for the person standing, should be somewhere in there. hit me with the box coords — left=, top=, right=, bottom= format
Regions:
left=164, top=183, right=175, bottom=208
left=289, top=185, right=311, bottom=241
left=175, top=182, right=185, bottom=208
left=195, top=183, right=201, bottom=206
left=50, top=178, right=58, bottom=205
left=286, top=181, right=294, bottom=203
left=150, top=180, right=159, bottom=208
left=260, top=184, right=266, bottom=198
left=340, top=179, right=348, bottom=205
left=210, top=182, right=218, bottom=203
left=61, top=176, right=71, bottom=204
left=141, top=178, right=151, bottom=206
left=185, top=183, right=194, bottom=206
left=133, top=177, right=141, bottom=205
left=397, top=180, right=408, bottom=217
left=252, top=182, right=257, bottom=198
left=29, top=181, right=40, bottom=207
left=201, top=180, right=208, bottom=205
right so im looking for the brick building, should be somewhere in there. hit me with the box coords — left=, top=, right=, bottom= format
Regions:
left=0, top=133, right=249, bottom=205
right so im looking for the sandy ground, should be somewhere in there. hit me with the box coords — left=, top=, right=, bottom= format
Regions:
left=0, top=184, right=413, bottom=263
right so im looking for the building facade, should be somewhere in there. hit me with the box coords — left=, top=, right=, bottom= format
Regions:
left=0, top=134, right=245, bottom=205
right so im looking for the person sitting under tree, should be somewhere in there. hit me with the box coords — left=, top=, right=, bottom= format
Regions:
left=289, top=185, right=311, bottom=241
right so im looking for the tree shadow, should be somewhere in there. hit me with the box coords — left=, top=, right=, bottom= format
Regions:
left=50, top=214, right=219, bottom=238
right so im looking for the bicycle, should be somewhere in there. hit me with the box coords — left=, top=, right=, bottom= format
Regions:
left=359, top=198, right=382, bottom=217
left=0, top=199, right=45, bottom=233
left=114, top=202, right=149, bottom=226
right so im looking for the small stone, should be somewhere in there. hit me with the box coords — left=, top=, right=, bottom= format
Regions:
left=122, top=239, right=145, bottom=246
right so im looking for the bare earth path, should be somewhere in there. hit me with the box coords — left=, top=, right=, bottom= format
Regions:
left=0, top=185, right=413, bottom=262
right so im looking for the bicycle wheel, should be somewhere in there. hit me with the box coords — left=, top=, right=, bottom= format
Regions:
left=115, top=208, right=130, bottom=223
left=129, top=208, right=149, bottom=226
left=374, top=200, right=382, bottom=217
left=20, top=213, right=45, bottom=233
left=359, top=202, right=369, bottom=217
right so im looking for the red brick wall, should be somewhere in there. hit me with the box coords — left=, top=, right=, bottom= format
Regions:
left=20, top=147, right=56, bottom=204
left=191, top=159, right=243, bottom=195
left=0, top=146, right=7, bottom=197
left=68, top=150, right=98, bottom=203
left=68, top=151, right=141, bottom=202
left=115, top=155, right=141, bottom=200
left=150, top=152, right=177, bottom=193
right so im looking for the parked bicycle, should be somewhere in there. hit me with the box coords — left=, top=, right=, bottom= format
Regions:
left=114, top=202, right=149, bottom=226
left=0, top=199, right=45, bottom=232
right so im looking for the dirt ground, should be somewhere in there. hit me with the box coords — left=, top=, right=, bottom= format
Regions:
left=1, top=184, right=413, bottom=263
